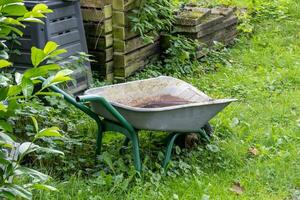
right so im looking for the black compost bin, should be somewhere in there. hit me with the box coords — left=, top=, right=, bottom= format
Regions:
left=10, top=0, right=91, bottom=94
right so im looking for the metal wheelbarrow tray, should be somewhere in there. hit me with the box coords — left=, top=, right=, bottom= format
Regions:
left=46, top=76, right=236, bottom=172
left=84, top=76, right=236, bottom=132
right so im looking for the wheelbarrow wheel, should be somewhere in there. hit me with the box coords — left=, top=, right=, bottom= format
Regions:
left=174, top=123, right=213, bottom=148
left=202, top=123, right=214, bottom=137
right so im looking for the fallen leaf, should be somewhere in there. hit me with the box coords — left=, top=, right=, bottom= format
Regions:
left=230, top=182, right=244, bottom=195
left=248, top=147, right=259, bottom=156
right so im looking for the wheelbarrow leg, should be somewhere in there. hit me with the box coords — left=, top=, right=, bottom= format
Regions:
left=162, top=132, right=184, bottom=168
left=129, top=132, right=141, bottom=172
left=95, top=120, right=103, bottom=160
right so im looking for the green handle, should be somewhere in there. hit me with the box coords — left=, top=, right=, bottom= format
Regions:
left=76, top=95, right=136, bottom=134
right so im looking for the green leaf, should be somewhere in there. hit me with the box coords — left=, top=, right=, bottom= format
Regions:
left=49, top=49, right=67, bottom=57
left=0, top=102, right=7, bottom=112
left=38, top=147, right=64, bottom=155
left=18, top=142, right=39, bottom=155
left=2, top=4, right=28, bottom=16
left=0, top=120, right=13, bottom=132
left=0, top=87, right=9, bottom=100
left=32, top=3, right=51, bottom=13
left=0, top=131, right=14, bottom=143
left=32, top=184, right=58, bottom=192
left=3, top=184, right=32, bottom=200
left=31, top=47, right=46, bottom=67
left=102, top=152, right=115, bottom=173
left=21, top=17, right=43, bottom=24
left=35, top=127, right=62, bottom=139
left=15, top=72, right=22, bottom=85
left=23, top=63, right=60, bottom=78
left=31, top=116, right=38, bottom=133
left=16, top=166, right=49, bottom=181
left=43, top=41, right=58, bottom=55
left=21, top=78, right=34, bottom=97
left=7, top=85, right=22, bottom=97
left=0, top=59, right=12, bottom=68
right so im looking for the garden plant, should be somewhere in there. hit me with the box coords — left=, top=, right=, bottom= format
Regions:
left=1, top=0, right=299, bottom=199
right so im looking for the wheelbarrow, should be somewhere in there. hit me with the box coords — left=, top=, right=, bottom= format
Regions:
left=45, top=76, right=236, bottom=172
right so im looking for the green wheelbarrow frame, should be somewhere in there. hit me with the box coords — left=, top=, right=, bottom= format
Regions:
left=46, top=82, right=210, bottom=172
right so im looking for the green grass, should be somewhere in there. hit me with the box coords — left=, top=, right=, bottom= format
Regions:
left=35, top=0, right=300, bottom=199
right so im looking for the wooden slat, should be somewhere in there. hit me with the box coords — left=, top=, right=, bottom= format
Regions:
left=80, top=0, right=111, bottom=8
left=113, top=25, right=138, bottom=40
left=84, top=19, right=112, bottom=37
left=174, top=14, right=225, bottom=33
left=112, top=0, right=138, bottom=11
left=114, top=34, right=159, bottom=53
left=114, top=41, right=160, bottom=68
left=91, top=60, right=114, bottom=74
left=112, top=10, right=130, bottom=26
left=86, top=34, right=113, bottom=50
left=114, top=54, right=159, bottom=77
left=81, top=5, right=112, bottom=22
left=90, top=47, right=114, bottom=63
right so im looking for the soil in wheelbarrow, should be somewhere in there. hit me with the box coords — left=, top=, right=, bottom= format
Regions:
left=131, top=95, right=195, bottom=108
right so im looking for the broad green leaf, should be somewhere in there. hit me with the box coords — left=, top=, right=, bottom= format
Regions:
left=15, top=166, right=49, bottom=181
left=0, top=50, right=9, bottom=59
left=43, top=41, right=58, bottom=55
left=32, top=184, right=58, bottom=191
left=18, top=142, right=39, bottom=155
left=31, top=116, right=38, bottom=133
left=2, top=17, right=24, bottom=27
left=0, top=87, right=9, bottom=100
left=0, top=75, right=10, bottom=87
left=21, top=78, right=34, bottom=97
left=0, top=102, right=7, bottom=112
left=42, top=69, right=73, bottom=88
left=0, top=120, right=12, bottom=133
left=31, top=47, right=46, bottom=67
left=0, top=0, right=22, bottom=6
left=102, top=152, right=115, bottom=173
left=32, top=3, right=51, bottom=13
left=35, top=127, right=62, bottom=139
left=15, top=72, right=22, bottom=84
left=21, top=17, right=43, bottom=24
left=0, top=59, right=12, bottom=68
left=49, top=49, right=67, bottom=57
left=7, top=85, right=22, bottom=96
left=7, top=184, right=32, bottom=200
left=38, top=147, right=64, bottom=155
left=2, top=4, right=28, bottom=16
left=0, top=131, right=14, bottom=143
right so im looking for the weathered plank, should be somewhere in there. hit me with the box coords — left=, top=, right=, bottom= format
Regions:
left=113, top=25, right=139, bottom=40
left=84, top=19, right=112, bottom=37
left=114, top=41, right=160, bottom=68
left=80, top=0, right=111, bottom=8
left=91, top=60, right=114, bottom=74
left=174, top=14, right=225, bottom=33
left=175, top=8, right=211, bottom=26
left=90, top=47, right=114, bottom=63
left=81, top=5, right=112, bottom=22
left=114, top=34, right=159, bottom=53
left=86, top=34, right=113, bottom=50
left=183, top=16, right=238, bottom=38
left=114, top=54, right=159, bottom=77
left=211, top=7, right=235, bottom=17
left=113, top=10, right=130, bottom=26
left=112, top=0, right=139, bottom=11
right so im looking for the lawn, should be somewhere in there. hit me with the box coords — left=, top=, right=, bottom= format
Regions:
left=33, top=0, right=300, bottom=199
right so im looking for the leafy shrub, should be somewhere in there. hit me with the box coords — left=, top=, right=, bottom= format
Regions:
left=129, top=0, right=175, bottom=43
